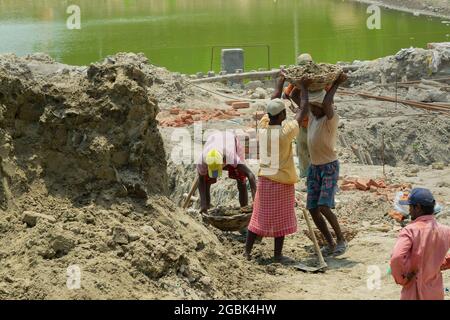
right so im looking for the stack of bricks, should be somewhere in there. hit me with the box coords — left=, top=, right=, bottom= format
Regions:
left=158, top=107, right=242, bottom=127
left=340, top=178, right=412, bottom=201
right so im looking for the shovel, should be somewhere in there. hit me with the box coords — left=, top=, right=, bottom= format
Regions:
left=183, top=175, right=199, bottom=209
left=294, top=208, right=328, bottom=273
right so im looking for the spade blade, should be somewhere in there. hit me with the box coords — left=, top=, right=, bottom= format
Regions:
left=293, top=262, right=327, bottom=273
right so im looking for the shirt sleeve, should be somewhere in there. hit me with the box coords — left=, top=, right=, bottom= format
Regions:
left=390, top=228, right=413, bottom=286
left=282, top=120, right=300, bottom=141
left=234, top=137, right=246, bottom=165
left=259, top=114, right=270, bottom=129
left=441, top=255, right=450, bottom=271
left=442, top=228, right=450, bottom=271
left=197, top=163, right=207, bottom=176
left=326, top=113, right=339, bottom=133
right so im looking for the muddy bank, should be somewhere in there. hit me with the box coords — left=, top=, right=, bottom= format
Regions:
left=341, top=42, right=450, bottom=85
left=350, top=0, right=450, bottom=18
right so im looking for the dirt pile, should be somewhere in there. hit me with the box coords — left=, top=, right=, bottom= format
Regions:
left=0, top=52, right=167, bottom=200
left=0, top=53, right=258, bottom=299
left=0, top=191, right=257, bottom=299
left=345, top=43, right=450, bottom=86
left=337, top=113, right=450, bottom=166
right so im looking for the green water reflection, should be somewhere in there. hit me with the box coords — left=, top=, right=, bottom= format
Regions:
left=0, top=0, right=448, bottom=73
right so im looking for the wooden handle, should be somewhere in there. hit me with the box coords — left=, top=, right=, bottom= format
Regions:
left=302, top=208, right=327, bottom=268
left=183, top=175, right=200, bottom=209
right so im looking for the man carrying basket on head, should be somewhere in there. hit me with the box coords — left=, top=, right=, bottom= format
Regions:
left=295, top=72, right=349, bottom=257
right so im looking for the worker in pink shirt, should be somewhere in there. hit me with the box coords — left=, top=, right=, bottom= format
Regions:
left=390, top=188, right=450, bottom=300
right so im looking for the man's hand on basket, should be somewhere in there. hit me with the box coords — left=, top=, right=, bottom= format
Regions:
left=335, top=72, right=348, bottom=85
left=279, top=68, right=287, bottom=80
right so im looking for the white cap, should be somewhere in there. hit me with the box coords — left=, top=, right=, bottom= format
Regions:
left=309, top=90, right=326, bottom=106
left=297, top=53, right=313, bottom=65
left=267, top=99, right=286, bottom=116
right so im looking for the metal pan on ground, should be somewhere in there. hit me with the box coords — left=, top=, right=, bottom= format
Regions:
left=204, top=205, right=253, bottom=232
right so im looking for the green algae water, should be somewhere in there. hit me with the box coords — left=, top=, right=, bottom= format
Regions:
left=0, top=0, right=448, bottom=74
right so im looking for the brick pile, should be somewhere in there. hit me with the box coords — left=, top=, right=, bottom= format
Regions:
left=340, top=178, right=411, bottom=201
left=158, top=107, right=242, bottom=127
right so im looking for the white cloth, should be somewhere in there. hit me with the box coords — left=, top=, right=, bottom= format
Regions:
left=308, top=90, right=326, bottom=105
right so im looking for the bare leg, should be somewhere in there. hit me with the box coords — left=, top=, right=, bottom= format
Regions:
left=309, top=208, right=335, bottom=248
left=237, top=180, right=248, bottom=208
left=274, top=237, right=285, bottom=260
left=319, top=206, right=345, bottom=243
left=245, top=230, right=258, bottom=259
left=198, top=175, right=208, bottom=213
left=206, top=182, right=211, bottom=209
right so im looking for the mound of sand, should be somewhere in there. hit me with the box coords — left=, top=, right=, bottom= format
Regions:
left=0, top=53, right=255, bottom=299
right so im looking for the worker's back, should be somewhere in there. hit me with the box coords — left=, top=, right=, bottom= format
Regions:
left=257, top=116, right=299, bottom=185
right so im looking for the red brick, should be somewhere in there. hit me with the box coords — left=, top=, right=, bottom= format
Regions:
left=341, top=184, right=356, bottom=191
left=232, top=102, right=250, bottom=110
left=388, top=210, right=405, bottom=222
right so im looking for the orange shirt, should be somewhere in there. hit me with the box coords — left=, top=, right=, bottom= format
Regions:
left=284, top=84, right=308, bottom=128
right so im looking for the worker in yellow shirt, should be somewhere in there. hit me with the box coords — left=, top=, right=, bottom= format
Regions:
left=245, top=99, right=305, bottom=263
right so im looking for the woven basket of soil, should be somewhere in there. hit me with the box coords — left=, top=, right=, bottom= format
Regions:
left=283, top=62, right=343, bottom=92
left=303, top=228, right=358, bottom=247
left=204, top=205, right=253, bottom=232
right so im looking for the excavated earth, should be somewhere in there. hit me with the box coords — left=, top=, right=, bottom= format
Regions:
left=0, top=53, right=261, bottom=299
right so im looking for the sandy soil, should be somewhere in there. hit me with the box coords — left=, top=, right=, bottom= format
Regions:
left=241, top=165, right=450, bottom=300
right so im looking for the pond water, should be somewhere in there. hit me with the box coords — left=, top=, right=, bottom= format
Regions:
left=0, top=0, right=449, bottom=73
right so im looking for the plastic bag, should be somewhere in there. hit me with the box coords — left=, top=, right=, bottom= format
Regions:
left=394, top=191, right=410, bottom=216
left=393, top=191, right=443, bottom=217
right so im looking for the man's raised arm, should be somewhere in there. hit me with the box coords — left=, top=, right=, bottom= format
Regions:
left=294, top=79, right=311, bottom=127
left=271, top=72, right=286, bottom=100
left=322, top=73, right=348, bottom=120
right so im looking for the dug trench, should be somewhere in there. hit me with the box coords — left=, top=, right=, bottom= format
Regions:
left=0, top=45, right=449, bottom=299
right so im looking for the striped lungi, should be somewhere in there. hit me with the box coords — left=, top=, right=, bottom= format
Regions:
left=248, top=177, right=297, bottom=238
